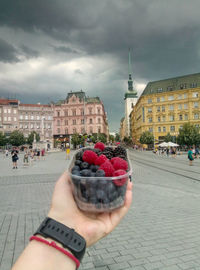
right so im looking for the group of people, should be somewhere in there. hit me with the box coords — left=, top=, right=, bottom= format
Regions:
left=5, top=147, right=46, bottom=169
left=156, top=147, right=177, bottom=157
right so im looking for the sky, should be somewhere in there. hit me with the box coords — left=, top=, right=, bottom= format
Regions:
left=1, top=0, right=200, bottom=132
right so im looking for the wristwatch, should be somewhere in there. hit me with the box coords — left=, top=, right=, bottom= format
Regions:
left=34, top=217, right=86, bottom=262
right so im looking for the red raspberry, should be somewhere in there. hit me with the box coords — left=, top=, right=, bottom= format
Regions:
left=113, top=157, right=128, bottom=171
left=99, top=160, right=115, bottom=177
left=113, top=169, right=127, bottom=186
left=110, top=157, right=121, bottom=164
left=82, top=150, right=98, bottom=164
left=94, top=154, right=108, bottom=165
left=94, top=142, right=105, bottom=151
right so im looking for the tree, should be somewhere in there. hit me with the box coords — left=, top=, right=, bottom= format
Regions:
left=123, top=136, right=132, bottom=145
left=71, top=133, right=81, bottom=149
left=115, top=133, right=120, bottom=142
left=177, top=123, right=200, bottom=146
left=109, top=134, right=115, bottom=143
left=98, top=133, right=107, bottom=143
left=26, top=131, right=40, bottom=145
left=139, top=131, right=154, bottom=145
left=0, top=132, right=7, bottom=146
left=164, top=132, right=173, bottom=142
left=8, top=130, right=25, bottom=146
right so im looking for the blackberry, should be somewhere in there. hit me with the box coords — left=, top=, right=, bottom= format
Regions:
left=92, top=148, right=102, bottom=155
left=101, top=150, right=113, bottom=159
left=113, top=146, right=127, bottom=157
left=75, top=150, right=84, bottom=161
left=104, top=147, right=114, bottom=153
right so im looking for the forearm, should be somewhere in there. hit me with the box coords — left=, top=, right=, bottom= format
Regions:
left=12, top=240, right=76, bottom=270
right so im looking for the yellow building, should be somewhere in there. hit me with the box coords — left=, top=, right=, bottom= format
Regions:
left=130, top=73, right=200, bottom=144
left=120, top=117, right=126, bottom=140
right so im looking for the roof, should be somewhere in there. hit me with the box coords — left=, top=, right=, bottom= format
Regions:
left=66, top=91, right=86, bottom=102
left=142, top=72, right=200, bottom=96
left=0, top=99, right=19, bottom=105
left=19, top=104, right=51, bottom=107
left=86, top=97, right=101, bottom=104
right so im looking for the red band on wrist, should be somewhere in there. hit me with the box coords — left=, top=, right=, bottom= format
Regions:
left=29, top=235, right=80, bottom=268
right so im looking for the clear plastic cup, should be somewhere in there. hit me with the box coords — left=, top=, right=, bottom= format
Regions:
left=68, top=148, right=132, bottom=213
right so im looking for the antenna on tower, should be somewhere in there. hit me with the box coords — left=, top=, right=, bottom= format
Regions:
left=128, top=48, right=132, bottom=77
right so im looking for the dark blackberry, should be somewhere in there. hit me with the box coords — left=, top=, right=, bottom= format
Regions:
left=104, top=147, right=114, bottom=153
left=113, top=146, right=127, bottom=157
left=101, top=150, right=113, bottom=159
left=75, top=150, right=84, bottom=160
left=92, top=148, right=101, bottom=155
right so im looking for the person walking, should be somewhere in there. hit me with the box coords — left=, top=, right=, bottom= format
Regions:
left=5, top=149, right=9, bottom=157
left=188, top=147, right=194, bottom=166
left=11, top=147, right=19, bottom=169
left=66, top=146, right=70, bottom=160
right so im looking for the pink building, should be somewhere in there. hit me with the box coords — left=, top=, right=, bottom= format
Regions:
left=53, top=91, right=109, bottom=144
left=0, top=99, right=19, bottom=136
left=18, top=103, right=54, bottom=147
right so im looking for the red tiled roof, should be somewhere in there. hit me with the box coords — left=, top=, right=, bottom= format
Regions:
left=0, top=99, right=19, bottom=105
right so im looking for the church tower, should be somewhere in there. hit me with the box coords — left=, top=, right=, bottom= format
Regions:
left=124, top=49, right=138, bottom=137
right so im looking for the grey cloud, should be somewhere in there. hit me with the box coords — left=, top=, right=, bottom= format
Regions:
left=20, top=45, right=39, bottom=58
left=0, top=38, right=19, bottom=62
left=53, top=45, right=78, bottom=54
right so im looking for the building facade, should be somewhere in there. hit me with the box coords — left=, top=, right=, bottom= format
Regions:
left=18, top=103, right=54, bottom=147
left=53, top=91, right=109, bottom=145
left=130, top=73, right=200, bottom=144
left=0, top=99, right=19, bottom=136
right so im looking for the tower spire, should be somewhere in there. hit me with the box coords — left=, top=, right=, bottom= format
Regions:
left=128, top=48, right=133, bottom=91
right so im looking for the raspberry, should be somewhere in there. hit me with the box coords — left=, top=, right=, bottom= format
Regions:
left=99, top=160, right=115, bottom=177
left=112, top=157, right=128, bottom=171
left=82, top=150, right=98, bottom=164
left=110, top=157, right=121, bottom=164
left=113, top=169, right=127, bottom=186
left=95, top=154, right=108, bottom=166
left=94, top=142, right=105, bottom=151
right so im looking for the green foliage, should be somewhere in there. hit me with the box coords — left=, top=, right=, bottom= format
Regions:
left=109, top=134, right=115, bottom=143
left=115, top=133, right=120, bottom=142
left=177, top=123, right=200, bottom=146
left=139, top=131, right=154, bottom=145
left=123, top=136, right=132, bottom=145
left=164, top=132, right=173, bottom=142
left=0, top=132, right=7, bottom=146
left=98, top=133, right=107, bottom=143
left=26, top=131, right=40, bottom=145
left=8, top=130, right=25, bottom=146
left=71, top=133, right=81, bottom=149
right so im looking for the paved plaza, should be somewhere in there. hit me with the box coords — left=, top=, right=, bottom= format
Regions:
left=1, top=150, right=200, bottom=270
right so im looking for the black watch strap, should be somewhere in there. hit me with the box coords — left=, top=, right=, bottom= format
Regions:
left=34, top=217, right=86, bottom=262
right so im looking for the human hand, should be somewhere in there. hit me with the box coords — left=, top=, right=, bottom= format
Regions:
left=48, top=171, right=133, bottom=247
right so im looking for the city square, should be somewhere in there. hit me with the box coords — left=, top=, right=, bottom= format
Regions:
left=1, top=150, right=200, bottom=270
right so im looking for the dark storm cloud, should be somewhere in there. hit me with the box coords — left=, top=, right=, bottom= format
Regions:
left=20, top=45, right=39, bottom=58
left=1, top=0, right=200, bottom=131
left=0, top=38, right=19, bottom=62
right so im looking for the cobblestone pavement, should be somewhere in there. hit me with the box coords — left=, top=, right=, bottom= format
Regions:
left=1, top=150, right=200, bottom=270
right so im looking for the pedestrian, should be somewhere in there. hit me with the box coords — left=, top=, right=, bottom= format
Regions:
left=195, top=147, right=199, bottom=159
left=11, top=147, right=19, bottom=169
left=11, top=172, right=132, bottom=270
left=41, top=148, right=45, bottom=160
left=23, top=149, right=29, bottom=165
left=166, top=147, right=169, bottom=157
left=5, top=149, right=9, bottom=157
left=66, top=146, right=70, bottom=160
left=188, top=147, right=194, bottom=166
left=37, top=149, right=40, bottom=160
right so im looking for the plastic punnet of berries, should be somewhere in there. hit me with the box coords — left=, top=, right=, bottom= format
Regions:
left=68, top=143, right=132, bottom=213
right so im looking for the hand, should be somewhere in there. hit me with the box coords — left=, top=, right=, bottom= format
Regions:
left=48, top=172, right=133, bottom=247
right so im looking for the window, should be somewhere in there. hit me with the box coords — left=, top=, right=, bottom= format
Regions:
left=184, top=93, right=187, bottom=99
left=162, top=116, right=166, bottom=122
left=190, top=83, right=197, bottom=88
left=81, top=119, right=84, bottom=124
left=161, top=96, right=165, bottom=102
left=89, top=108, right=92, bottom=114
left=25, top=115, right=28, bottom=120
left=178, top=104, right=182, bottom=110
left=184, top=114, right=188, bottom=120
left=4, top=117, right=7, bottom=121
left=178, top=94, right=182, bottom=100
left=72, top=110, right=76, bottom=116
left=98, top=127, right=101, bottom=133
left=65, top=128, right=68, bottom=134
left=98, top=118, right=101, bottom=124
left=184, top=103, right=188, bottom=109
left=31, top=124, right=34, bottom=129
left=89, top=127, right=93, bottom=133
left=73, top=120, right=76, bottom=125
left=4, top=109, right=7, bottom=113
left=167, top=86, right=173, bottom=91
left=157, top=97, right=160, bottom=102
left=170, top=126, right=175, bottom=132
left=194, top=102, right=199, bottom=108
left=163, top=126, right=166, bottom=132
left=158, top=116, right=161, bottom=122
left=169, top=105, right=174, bottom=111
left=192, top=92, right=198, bottom=98
left=158, top=127, right=161, bottom=132
left=162, top=106, right=165, bottom=112
left=64, top=110, right=68, bottom=116
left=168, top=95, right=174, bottom=101
left=20, top=124, right=23, bottom=129
left=157, top=106, right=160, bottom=112
left=48, top=116, right=52, bottom=120
left=179, top=114, right=183, bottom=120
left=97, top=108, right=101, bottom=114
left=148, top=117, right=152, bottom=123
left=65, top=120, right=68, bottom=125
left=13, top=109, right=17, bottom=114
left=31, top=115, right=34, bottom=120
left=81, top=109, right=84, bottom=116
left=194, top=113, right=199, bottom=119
left=195, top=124, right=199, bottom=128
left=149, top=127, right=153, bottom=132
left=170, top=115, right=174, bottom=121
left=8, top=109, right=11, bottom=114
left=148, top=99, right=152, bottom=104
left=8, top=117, right=11, bottom=121
left=57, top=111, right=60, bottom=117
left=36, top=116, right=40, bottom=120
left=180, top=83, right=187, bottom=89
left=89, top=118, right=93, bottom=124
left=14, top=117, right=17, bottom=121
left=148, top=107, right=152, bottom=113
left=57, top=120, right=60, bottom=126
left=57, top=128, right=60, bottom=134
left=157, top=88, right=163, bottom=93
left=73, top=128, right=76, bottom=134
